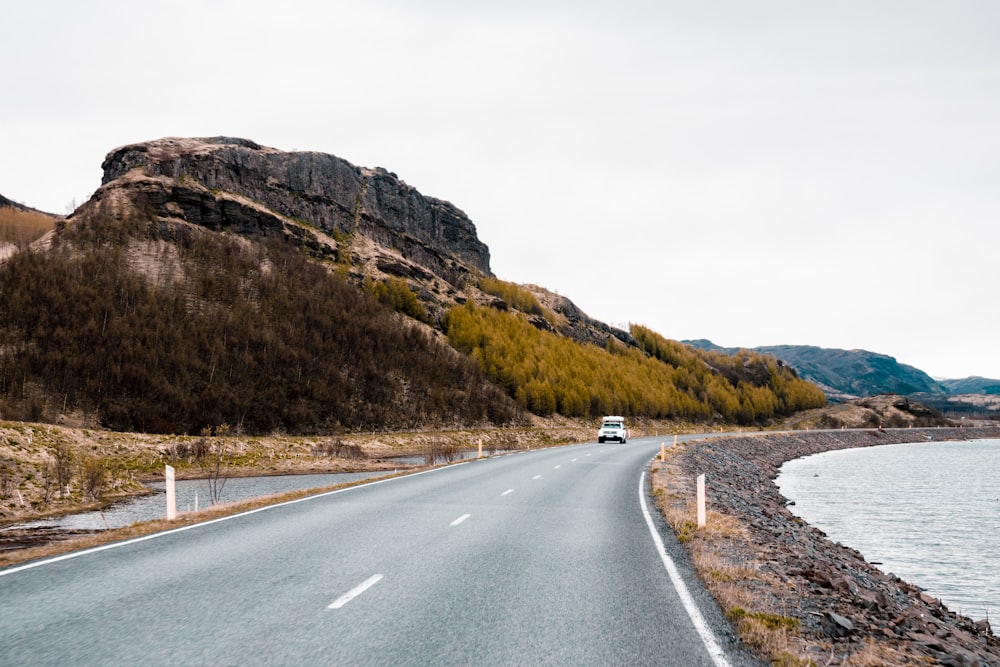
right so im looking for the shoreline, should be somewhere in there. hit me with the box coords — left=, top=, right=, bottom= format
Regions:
left=653, top=427, right=1000, bottom=666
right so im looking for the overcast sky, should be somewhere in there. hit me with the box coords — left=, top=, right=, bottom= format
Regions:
left=3, top=1, right=999, bottom=379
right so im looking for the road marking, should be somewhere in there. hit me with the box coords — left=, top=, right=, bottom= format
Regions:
left=553, top=465, right=561, bottom=469
left=585, top=453, right=592, bottom=457
left=450, top=513, right=471, bottom=526
left=329, top=574, right=383, bottom=609
left=571, top=458, right=578, bottom=462
left=639, top=471, right=732, bottom=667
left=532, top=475, right=542, bottom=480
left=0, top=462, right=466, bottom=578
left=501, top=488, right=514, bottom=496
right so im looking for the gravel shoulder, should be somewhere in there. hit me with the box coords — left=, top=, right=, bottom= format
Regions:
left=652, top=427, right=1000, bottom=666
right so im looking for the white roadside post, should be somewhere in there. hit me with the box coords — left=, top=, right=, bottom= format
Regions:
left=478, top=438, right=483, bottom=459
left=165, top=464, right=177, bottom=520
left=696, top=473, right=706, bottom=528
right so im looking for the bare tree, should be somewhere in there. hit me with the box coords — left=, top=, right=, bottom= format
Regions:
left=201, top=424, right=231, bottom=505
left=52, top=442, right=73, bottom=498
left=80, top=456, right=108, bottom=501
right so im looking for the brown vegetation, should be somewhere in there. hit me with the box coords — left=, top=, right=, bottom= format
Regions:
left=0, top=206, right=56, bottom=246
left=0, top=214, right=522, bottom=434
left=0, top=416, right=596, bottom=530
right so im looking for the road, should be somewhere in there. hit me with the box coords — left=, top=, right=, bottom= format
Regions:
left=1, top=435, right=758, bottom=666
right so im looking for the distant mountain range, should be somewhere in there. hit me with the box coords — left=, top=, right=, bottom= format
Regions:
left=683, top=340, right=1000, bottom=401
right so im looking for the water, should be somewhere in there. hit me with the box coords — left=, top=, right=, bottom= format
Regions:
left=3, top=471, right=386, bottom=533
left=776, top=439, right=1000, bottom=622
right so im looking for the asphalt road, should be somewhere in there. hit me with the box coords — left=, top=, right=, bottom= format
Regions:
left=0, top=435, right=759, bottom=666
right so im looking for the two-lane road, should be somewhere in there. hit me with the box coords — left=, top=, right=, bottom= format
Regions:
left=1, top=436, right=757, bottom=665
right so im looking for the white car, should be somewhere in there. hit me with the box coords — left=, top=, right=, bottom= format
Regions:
left=598, top=416, right=627, bottom=443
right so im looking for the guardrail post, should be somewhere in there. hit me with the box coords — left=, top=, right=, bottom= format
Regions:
left=165, top=464, right=177, bottom=520
left=696, top=473, right=706, bottom=528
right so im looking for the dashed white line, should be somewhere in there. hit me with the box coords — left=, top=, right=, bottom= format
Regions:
left=553, top=465, right=562, bottom=469
left=571, top=458, right=578, bottom=462
left=0, top=461, right=465, bottom=578
left=450, top=513, right=471, bottom=526
left=328, top=574, right=383, bottom=609
left=532, top=475, right=542, bottom=480
left=501, top=488, right=514, bottom=496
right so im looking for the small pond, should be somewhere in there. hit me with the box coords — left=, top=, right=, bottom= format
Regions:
left=2, top=471, right=388, bottom=533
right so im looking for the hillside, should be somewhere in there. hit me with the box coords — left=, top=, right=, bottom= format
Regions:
left=0, top=137, right=825, bottom=434
left=0, top=194, right=57, bottom=255
left=939, top=376, right=1000, bottom=395
left=685, top=340, right=949, bottom=398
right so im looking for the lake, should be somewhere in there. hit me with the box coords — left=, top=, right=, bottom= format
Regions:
left=3, top=471, right=388, bottom=533
left=776, top=438, right=1000, bottom=623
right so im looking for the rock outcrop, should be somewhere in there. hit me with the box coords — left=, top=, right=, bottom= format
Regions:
left=93, top=137, right=491, bottom=284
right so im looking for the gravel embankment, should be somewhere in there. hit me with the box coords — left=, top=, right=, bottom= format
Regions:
left=663, top=427, right=1000, bottom=666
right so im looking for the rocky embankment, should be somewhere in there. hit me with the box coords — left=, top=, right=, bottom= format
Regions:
left=664, top=427, right=1000, bottom=666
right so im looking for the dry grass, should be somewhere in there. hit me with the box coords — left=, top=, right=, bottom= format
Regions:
left=0, top=416, right=612, bottom=545
left=0, top=207, right=56, bottom=245
left=653, top=469, right=830, bottom=663
left=0, top=470, right=411, bottom=570
left=650, top=445, right=940, bottom=667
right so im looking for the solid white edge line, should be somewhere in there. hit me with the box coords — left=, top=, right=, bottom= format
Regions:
left=639, top=470, right=732, bottom=667
left=450, top=513, right=471, bottom=526
left=328, top=574, right=383, bottom=609
left=0, top=462, right=465, bottom=578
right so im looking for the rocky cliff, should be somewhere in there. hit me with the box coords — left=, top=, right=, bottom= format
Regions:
left=92, top=137, right=491, bottom=285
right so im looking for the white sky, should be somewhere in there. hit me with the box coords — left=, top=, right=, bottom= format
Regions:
left=3, top=0, right=999, bottom=380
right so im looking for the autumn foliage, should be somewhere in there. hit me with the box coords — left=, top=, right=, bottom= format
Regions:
left=0, top=206, right=56, bottom=246
left=0, top=206, right=827, bottom=434
left=445, top=303, right=825, bottom=423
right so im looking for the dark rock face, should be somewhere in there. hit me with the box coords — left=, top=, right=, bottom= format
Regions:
left=99, top=137, right=492, bottom=280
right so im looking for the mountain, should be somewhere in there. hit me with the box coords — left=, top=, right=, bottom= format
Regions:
left=685, top=340, right=1000, bottom=409
left=0, top=138, right=521, bottom=433
left=0, top=194, right=39, bottom=211
left=0, top=137, right=825, bottom=434
left=939, top=376, right=1000, bottom=395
